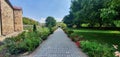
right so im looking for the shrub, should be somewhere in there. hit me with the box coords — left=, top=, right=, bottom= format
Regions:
left=80, top=41, right=115, bottom=57
left=65, top=29, right=74, bottom=37
left=68, top=30, right=74, bottom=34
left=33, top=24, right=37, bottom=32
left=69, top=33, right=84, bottom=42
left=4, top=32, right=41, bottom=54
left=70, top=36, right=83, bottom=42
left=59, top=22, right=67, bottom=29
left=38, top=28, right=50, bottom=40
left=18, top=36, right=41, bottom=52
left=4, top=27, right=50, bottom=55
left=63, top=29, right=73, bottom=34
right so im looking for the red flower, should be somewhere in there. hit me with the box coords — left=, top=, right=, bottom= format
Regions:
left=75, top=41, right=80, bottom=47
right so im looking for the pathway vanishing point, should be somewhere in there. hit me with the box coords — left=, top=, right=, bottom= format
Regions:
left=24, top=28, right=88, bottom=57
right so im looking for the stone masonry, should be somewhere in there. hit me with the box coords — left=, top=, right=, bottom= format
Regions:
left=1, top=0, right=14, bottom=35
left=14, top=7, right=23, bottom=31
left=0, top=0, right=23, bottom=36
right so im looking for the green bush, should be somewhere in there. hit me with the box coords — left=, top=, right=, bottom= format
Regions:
left=80, top=41, right=115, bottom=57
left=19, top=36, right=41, bottom=52
left=69, top=32, right=85, bottom=42
left=6, top=40, right=19, bottom=54
left=4, top=27, right=50, bottom=55
left=64, top=29, right=74, bottom=37
left=70, top=35, right=83, bottom=42
left=33, top=24, right=37, bottom=32
left=4, top=32, right=41, bottom=54
left=68, top=30, right=74, bottom=34
left=38, top=27, right=50, bottom=40
left=59, top=22, right=67, bottom=29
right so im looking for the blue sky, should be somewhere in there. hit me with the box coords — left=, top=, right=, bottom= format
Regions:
left=10, top=0, right=71, bottom=23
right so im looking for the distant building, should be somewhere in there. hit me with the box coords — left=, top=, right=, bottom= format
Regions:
left=0, top=0, right=23, bottom=36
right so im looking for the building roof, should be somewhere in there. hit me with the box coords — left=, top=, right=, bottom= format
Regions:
left=5, top=0, right=22, bottom=10
left=5, top=0, right=13, bottom=8
left=13, top=6, right=22, bottom=10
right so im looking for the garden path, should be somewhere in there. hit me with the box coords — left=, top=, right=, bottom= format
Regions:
left=24, top=28, right=88, bottom=57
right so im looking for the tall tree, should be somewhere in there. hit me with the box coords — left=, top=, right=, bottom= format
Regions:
left=109, top=0, right=120, bottom=20
left=63, top=0, right=120, bottom=28
left=100, top=0, right=120, bottom=27
left=45, top=16, right=56, bottom=27
left=63, top=12, right=74, bottom=27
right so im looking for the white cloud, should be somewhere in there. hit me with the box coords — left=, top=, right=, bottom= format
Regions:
left=56, top=18, right=63, bottom=22
left=39, top=18, right=46, bottom=23
left=39, top=18, right=63, bottom=23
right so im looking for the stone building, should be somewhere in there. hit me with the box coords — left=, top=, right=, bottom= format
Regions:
left=0, top=0, right=23, bottom=36
left=13, top=6, right=23, bottom=32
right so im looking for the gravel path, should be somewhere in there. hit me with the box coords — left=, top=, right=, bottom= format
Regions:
left=24, top=28, right=88, bottom=57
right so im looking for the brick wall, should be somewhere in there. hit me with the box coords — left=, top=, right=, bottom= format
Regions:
left=1, top=0, right=14, bottom=35
left=14, top=10, right=23, bottom=31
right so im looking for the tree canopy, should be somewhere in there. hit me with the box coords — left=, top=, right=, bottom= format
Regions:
left=63, top=0, right=120, bottom=28
left=45, top=16, right=56, bottom=27
left=23, top=17, right=39, bottom=25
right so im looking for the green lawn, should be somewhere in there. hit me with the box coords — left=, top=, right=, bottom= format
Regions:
left=71, top=29, right=120, bottom=50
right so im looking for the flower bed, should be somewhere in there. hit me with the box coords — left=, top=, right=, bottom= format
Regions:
left=80, top=41, right=115, bottom=57
left=2, top=27, right=51, bottom=55
left=65, top=28, right=118, bottom=57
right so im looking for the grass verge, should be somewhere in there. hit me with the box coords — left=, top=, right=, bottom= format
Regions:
left=65, top=28, right=120, bottom=57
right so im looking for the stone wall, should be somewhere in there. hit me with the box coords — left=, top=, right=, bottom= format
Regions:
left=0, top=0, right=1, bottom=36
left=1, top=0, right=14, bottom=35
left=14, top=9, right=23, bottom=31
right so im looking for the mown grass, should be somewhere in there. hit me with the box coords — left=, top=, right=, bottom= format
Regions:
left=71, top=29, right=120, bottom=50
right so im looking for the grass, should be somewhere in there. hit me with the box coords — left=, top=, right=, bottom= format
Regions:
left=71, top=29, right=120, bottom=50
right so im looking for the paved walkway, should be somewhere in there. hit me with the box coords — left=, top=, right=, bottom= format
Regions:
left=25, top=28, right=88, bottom=57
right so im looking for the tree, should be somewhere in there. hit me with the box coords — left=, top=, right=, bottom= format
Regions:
left=59, top=22, right=67, bottom=29
left=23, top=17, right=39, bottom=25
left=63, top=0, right=106, bottom=27
left=108, top=0, right=120, bottom=20
left=45, top=16, right=56, bottom=27
left=33, top=24, right=37, bottom=32
left=100, top=8, right=118, bottom=27
left=63, top=0, right=120, bottom=28
left=63, top=12, right=74, bottom=27
left=99, top=0, right=120, bottom=27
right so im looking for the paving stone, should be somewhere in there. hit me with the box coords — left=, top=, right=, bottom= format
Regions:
left=24, top=28, right=88, bottom=57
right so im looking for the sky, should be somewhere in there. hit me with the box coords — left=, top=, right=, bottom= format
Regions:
left=10, top=0, right=71, bottom=23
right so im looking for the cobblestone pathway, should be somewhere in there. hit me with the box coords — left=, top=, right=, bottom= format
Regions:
left=25, top=28, right=88, bottom=57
